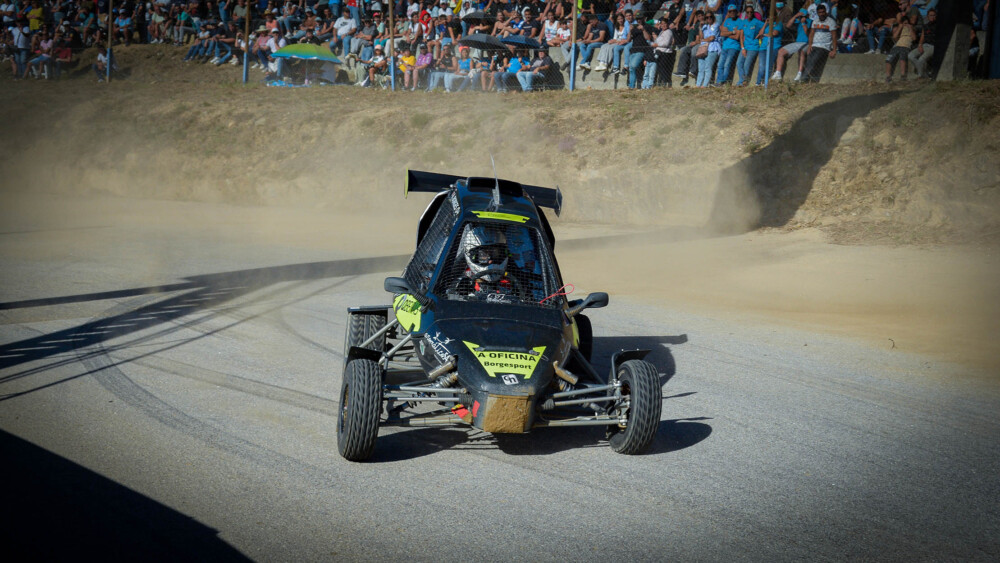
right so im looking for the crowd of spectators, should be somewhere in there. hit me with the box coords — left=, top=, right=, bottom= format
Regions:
left=0, top=0, right=975, bottom=87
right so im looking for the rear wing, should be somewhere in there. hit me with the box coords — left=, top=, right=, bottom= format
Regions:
left=405, top=169, right=563, bottom=217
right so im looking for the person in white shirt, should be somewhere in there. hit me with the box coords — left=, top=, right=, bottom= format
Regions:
left=333, top=12, right=356, bottom=55
left=802, top=2, right=836, bottom=83
left=265, top=28, right=287, bottom=76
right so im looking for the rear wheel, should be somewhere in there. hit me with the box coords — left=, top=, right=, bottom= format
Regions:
left=344, top=311, right=387, bottom=356
left=337, top=358, right=382, bottom=461
left=608, top=359, right=661, bottom=455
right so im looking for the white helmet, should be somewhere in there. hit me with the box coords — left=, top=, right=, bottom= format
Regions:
left=460, top=224, right=507, bottom=283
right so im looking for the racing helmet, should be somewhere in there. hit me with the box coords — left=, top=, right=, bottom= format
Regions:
left=460, top=224, right=508, bottom=283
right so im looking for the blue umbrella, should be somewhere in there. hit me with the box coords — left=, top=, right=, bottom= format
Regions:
left=500, top=34, right=541, bottom=50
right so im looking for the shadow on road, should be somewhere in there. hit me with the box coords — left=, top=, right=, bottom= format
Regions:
left=707, top=91, right=902, bottom=234
left=0, top=429, right=249, bottom=561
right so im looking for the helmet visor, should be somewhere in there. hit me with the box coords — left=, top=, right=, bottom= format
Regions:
left=468, top=244, right=506, bottom=266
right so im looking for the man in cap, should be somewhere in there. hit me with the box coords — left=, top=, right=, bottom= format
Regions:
left=266, top=27, right=288, bottom=77
left=516, top=47, right=553, bottom=91
left=715, top=4, right=742, bottom=85
left=802, top=2, right=836, bottom=83
left=358, top=43, right=388, bottom=86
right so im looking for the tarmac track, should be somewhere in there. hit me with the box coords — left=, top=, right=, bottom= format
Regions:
left=1, top=198, right=998, bottom=561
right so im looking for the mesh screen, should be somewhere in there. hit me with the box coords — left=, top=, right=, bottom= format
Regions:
left=434, top=221, right=562, bottom=309
left=403, top=192, right=459, bottom=294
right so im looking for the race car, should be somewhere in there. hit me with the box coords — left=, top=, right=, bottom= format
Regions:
left=337, top=170, right=663, bottom=461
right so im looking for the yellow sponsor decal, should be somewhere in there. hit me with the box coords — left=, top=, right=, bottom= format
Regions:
left=393, top=294, right=422, bottom=333
left=470, top=211, right=530, bottom=223
left=464, top=341, right=546, bottom=379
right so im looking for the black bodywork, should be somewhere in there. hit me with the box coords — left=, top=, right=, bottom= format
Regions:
left=340, top=170, right=660, bottom=454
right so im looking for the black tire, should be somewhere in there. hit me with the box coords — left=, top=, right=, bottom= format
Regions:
left=575, top=313, right=593, bottom=362
left=344, top=311, right=388, bottom=356
left=337, top=358, right=382, bottom=461
left=608, top=359, right=662, bottom=455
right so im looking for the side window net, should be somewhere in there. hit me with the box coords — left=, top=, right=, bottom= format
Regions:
left=402, top=193, right=458, bottom=293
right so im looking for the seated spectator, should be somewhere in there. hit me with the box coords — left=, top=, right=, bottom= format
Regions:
left=398, top=45, right=416, bottom=88
left=542, top=12, right=559, bottom=45
left=265, top=27, right=287, bottom=76
left=477, top=50, right=499, bottom=91
left=885, top=9, right=916, bottom=82
left=802, top=2, right=836, bottom=83
left=493, top=48, right=527, bottom=92
left=519, top=8, right=541, bottom=40
left=907, top=8, right=935, bottom=78
left=213, top=20, right=237, bottom=64
left=350, top=16, right=377, bottom=62
left=447, top=45, right=475, bottom=91
left=358, top=43, right=388, bottom=87
left=25, top=29, right=52, bottom=78
left=183, top=20, right=214, bottom=61
left=673, top=8, right=702, bottom=86
left=772, top=8, right=811, bottom=82
left=425, top=43, right=455, bottom=91
left=232, top=0, right=248, bottom=28
left=491, top=12, right=508, bottom=36
left=333, top=10, right=356, bottom=56
left=516, top=46, right=553, bottom=91
left=252, top=25, right=270, bottom=69
left=410, top=42, right=433, bottom=90
left=51, top=38, right=72, bottom=79
left=148, top=5, right=167, bottom=43
left=115, top=9, right=133, bottom=46
left=836, top=0, right=861, bottom=46
left=317, top=8, right=337, bottom=42
left=863, top=0, right=896, bottom=54
left=173, top=5, right=195, bottom=45
left=93, top=48, right=117, bottom=82
left=577, top=14, right=608, bottom=71
left=593, top=12, right=626, bottom=73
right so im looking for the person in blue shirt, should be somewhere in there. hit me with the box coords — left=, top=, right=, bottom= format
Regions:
left=771, top=7, right=810, bottom=81
left=715, top=4, right=741, bottom=85
left=735, top=4, right=763, bottom=86
left=755, top=17, right=782, bottom=85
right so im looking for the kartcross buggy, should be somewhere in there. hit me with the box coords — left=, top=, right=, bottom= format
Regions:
left=337, top=170, right=663, bottom=461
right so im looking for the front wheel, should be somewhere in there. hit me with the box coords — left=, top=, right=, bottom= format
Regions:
left=608, top=359, right=662, bottom=455
left=337, top=358, right=382, bottom=461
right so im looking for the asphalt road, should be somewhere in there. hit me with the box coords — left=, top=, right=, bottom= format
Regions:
left=1, top=196, right=998, bottom=561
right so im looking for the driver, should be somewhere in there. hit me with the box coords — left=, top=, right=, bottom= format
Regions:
left=454, top=224, right=520, bottom=299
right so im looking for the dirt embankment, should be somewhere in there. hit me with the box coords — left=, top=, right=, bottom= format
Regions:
left=2, top=45, right=998, bottom=244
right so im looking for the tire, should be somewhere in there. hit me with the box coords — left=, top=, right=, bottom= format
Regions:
left=608, top=359, right=662, bottom=455
left=344, top=311, right=387, bottom=356
left=337, top=358, right=382, bottom=461
left=575, top=313, right=593, bottom=362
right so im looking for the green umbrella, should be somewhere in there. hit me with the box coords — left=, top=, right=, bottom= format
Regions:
left=271, top=43, right=342, bottom=63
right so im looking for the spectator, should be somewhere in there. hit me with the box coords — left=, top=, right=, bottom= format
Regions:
left=477, top=49, right=499, bottom=90
left=51, top=38, right=72, bottom=79
left=593, top=11, right=625, bottom=73
left=516, top=46, right=553, bottom=91
left=863, top=0, right=895, bottom=54
left=252, top=25, right=270, bottom=68
left=11, top=19, right=30, bottom=79
left=885, top=9, right=916, bottom=82
left=425, top=42, right=454, bottom=90
left=802, top=1, right=836, bottom=83
left=542, top=11, right=559, bottom=45
left=627, top=18, right=655, bottom=89
left=410, top=42, right=433, bottom=88
left=907, top=7, right=935, bottom=78
left=736, top=4, right=764, bottom=87
left=115, top=9, right=133, bottom=46
left=520, top=7, right=541, bottom=40
left=772, top=7, right=810, bottom=82
left=576, top=14, right=607, bottom=70
left=755, top=13, right=782, bottom=85
left=447, top=45, right=473, bottom=91
left=694, top=10, right=719, bottom=88
left=493, top=48, right=526, bottom=92
left=173, top=5, right=195, bottom=45
left=836, top=0, right=861, bottom=46
left=673, top=8, right=702, bottom=86
left=359, top=43, right=388, bottom=87
left=148, top=5, right=167, bottom=43
left=213, top=20, right=237, bottom=64
left=333, top=8, right=356, bottom=56
left=26, top=29, right=52, bottom=78
left=265, top=26, right=287, bottom=76
left=650, top=16, right=675, bottom=86
left=715, top=4, right=741, bottom=86
left=93, top=47, right=116, bottom=81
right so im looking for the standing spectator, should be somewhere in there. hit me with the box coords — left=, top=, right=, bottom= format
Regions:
left=695, top=10, right=719, bottom=87
left=755, top=14, right=782, bottom=85
left=885, top=9, right=916, bottom=82
left=673, top=8, right=702, bottom=86
left=650, top=16, right=675, bottom=86
left=346, top=0, right=360, bottom=27
left=772, top=7, right=810, bottom=81
left=626, top=17, right=653, bottom=89
left=802, top=1, right=836, bottom=83
left=11, top=19, right=30, bottom=79
left=516, top=46, right=553, bottom=90
left=907, top=7, right=935, bottom=78
left=735, top=4, right=763, bottom=87
left=715, top=4, right=741, bottom=85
